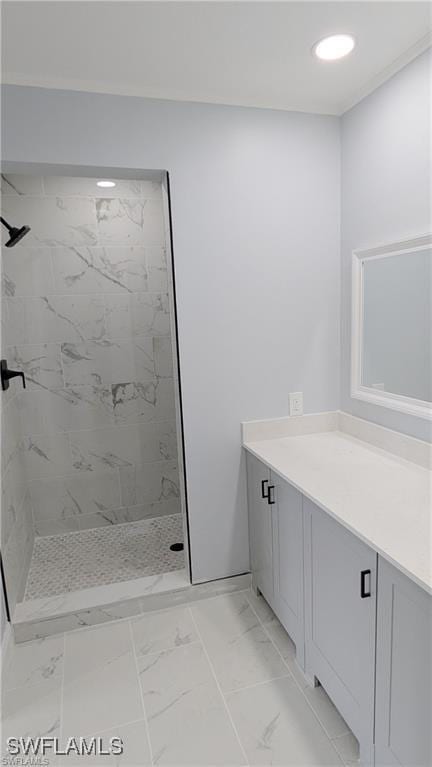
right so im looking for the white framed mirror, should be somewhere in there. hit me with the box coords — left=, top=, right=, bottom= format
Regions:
left=351, top=233, right=432, bottom=420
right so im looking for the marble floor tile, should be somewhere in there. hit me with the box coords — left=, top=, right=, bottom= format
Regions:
left=260, top=617, right=309, bottom=689
left=57, top=719, right=152, bottom=766
left=62, top=621, right=144, bottom=736
left=191, top=593, right=288, bottom=693
left=304, top=685, right=350, bottom=739
left=1, top=677, right=62, bottom=756
left=131, top=606, right=198, bottom=656
left=331, top=732, right=360, bottom=766
left=137, top=642, right=246, bottom=765
left=226, top=676, right=343, bottom=766
left=3, top=634, right=64, bottom=690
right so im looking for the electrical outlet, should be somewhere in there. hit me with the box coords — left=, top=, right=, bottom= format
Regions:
left=289, top=391, right=303, bottom=416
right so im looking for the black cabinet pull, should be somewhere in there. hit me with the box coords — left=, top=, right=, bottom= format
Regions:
left=360, top=569, right=371, bottom=598
left=1, top=359, right=26, bottom=391
left=268, top=485, right=275, bottom=505
left=261, top=479, right=269, bottom=499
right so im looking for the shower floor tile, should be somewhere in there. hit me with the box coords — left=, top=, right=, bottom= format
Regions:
left=24, top=514, right=184, bottom=600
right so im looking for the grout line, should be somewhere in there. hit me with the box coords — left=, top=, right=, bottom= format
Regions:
left=188, top=606, right=250, bottom=767
left=245, top=590, right=350, bottom=753
left=127, top=619, right=154, bottom=767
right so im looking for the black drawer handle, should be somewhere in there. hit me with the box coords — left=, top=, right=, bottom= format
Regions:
left=261, top=479, right=269, bottom=499
left=360, top=569, right=371, bottom=598
left=268, top=485, right=275, bottom=505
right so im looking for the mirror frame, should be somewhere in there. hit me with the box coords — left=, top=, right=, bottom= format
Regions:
left=351, top=233, right=432, bottom=421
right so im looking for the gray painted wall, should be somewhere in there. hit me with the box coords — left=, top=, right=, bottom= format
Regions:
left=341, top=49, right=432, bottom=441
left=1, top=85, right=340, bottom=582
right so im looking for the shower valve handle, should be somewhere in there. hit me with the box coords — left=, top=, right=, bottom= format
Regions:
left=1, top=359, right=26, bottom=391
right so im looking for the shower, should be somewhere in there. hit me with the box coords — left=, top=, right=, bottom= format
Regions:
left=0, top=215, right=31, bottom=247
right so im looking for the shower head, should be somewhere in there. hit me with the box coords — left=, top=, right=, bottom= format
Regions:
left=1, top=216, right=31, bottom=248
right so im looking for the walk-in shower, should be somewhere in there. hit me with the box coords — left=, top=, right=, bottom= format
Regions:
left=0, top=170, right=189, bottom=640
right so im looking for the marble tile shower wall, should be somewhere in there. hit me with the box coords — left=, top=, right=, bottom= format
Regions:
left=1, top=174, right=180, bottom=539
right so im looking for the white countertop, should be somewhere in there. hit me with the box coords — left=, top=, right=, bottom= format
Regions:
left=244, top=428, right=431, bottom=594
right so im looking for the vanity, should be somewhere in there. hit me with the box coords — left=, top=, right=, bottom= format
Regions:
left=243, top=411, right=431, bottom=767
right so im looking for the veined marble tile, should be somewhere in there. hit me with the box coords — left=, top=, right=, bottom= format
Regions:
left=132, top=606, right=198, bottom=657
left=7, top=295, right=106, bottom=345
left=304, top=685, right=350, bottom=739
left=1, top=195, right=98, bottom=247
left=30, top=471, right=121, bottom=522
left=260, top=617, right=308, bottom=690
left=1, top=395, right=22, bottom=476
left=153, top=336, right=174, bottom=378
left=2, top=493, right=34, bottom=615
left=146, top=245, right=167, bottom=269
left=35, top=517, right=81, bottom=537
left=147, top=265, right=168, bottom=293
left=1, top=677, right=62, bottom=755
left=57, top=719, right=152, bottom=766
left=137, top=643, right=246, bottom=766
left=62, top=621, right=144, bottom=736
left=23, top=433, right=73, bottom=479
left=51, top=245, right=148, bottom=294
left=69, top=425, right=140, bottom=471
left=191, top=593, right=288, bottom=693
left=96, top=198, right=164, bottom=246
left=18, top=385, right=114, bottom=436
left=61, top=339, right=145, bottom=386
left=9, top=343, right=64, bottom=390
left=1, top=447, right=28, bottom=547
left=43, top=176, right=144, bottom=198
left=112, top=377, right=176, bottom=424
left=332, top=732, right=360, bottom=766
left=132, top=292, right=171, bottom=336
left=226, top=676, right=343, bottom=766
left=1, top=173, right=43, bottom=196
left=136, top=421, right=178, bottom=463
left=3, top=634, right=64, bottom=690
left=73, top=498, right=181, bottom=531
left=2, top=247, right=55, bottom=296
left=119, top=460, right=180, bottom=506
left=140, top=180, right=163, bottom=200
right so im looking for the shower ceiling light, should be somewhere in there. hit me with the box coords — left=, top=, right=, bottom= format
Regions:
left=97, top=180, right=116, bottom=188
left=313, top=34, right=355, bottom=61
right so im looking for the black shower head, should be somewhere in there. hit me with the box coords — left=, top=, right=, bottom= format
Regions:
left=0, top=217, right=31, bottom=248
left=4, top=225, right=31, bottom=248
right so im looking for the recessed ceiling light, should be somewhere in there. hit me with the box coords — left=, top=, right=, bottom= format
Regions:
left=97, top=180, right=116, bottom=188
left=313, top=34, right=355, bottom=61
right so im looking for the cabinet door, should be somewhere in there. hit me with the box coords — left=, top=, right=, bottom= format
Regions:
left=375, top=558, right=432, bottom=767
left=246, top=452, right=273, bottom=604
left=304, top=499, right=376, bottom=762
left=272, top=474, right=305, bottom=667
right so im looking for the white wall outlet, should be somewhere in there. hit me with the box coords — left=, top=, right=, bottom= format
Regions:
left=289, top=391, right=303, bottom=416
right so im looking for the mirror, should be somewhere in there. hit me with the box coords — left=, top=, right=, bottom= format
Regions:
left=351, top=234, right=432, bottom=420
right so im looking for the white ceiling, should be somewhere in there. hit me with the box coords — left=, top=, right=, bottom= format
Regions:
left=2, top=1, right=431, bottom=115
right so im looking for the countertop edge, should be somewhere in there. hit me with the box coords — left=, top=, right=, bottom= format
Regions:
left=243, top=440, right=432, bottom=597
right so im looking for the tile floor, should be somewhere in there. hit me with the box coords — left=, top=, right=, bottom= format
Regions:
left=2, top=589, right=360, bottom=766
left=24, top=515, right=184, bottom=599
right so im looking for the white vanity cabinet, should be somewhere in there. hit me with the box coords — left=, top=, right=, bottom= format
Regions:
left=304, top=499, right=377, bottom=765
left=245, top=443, right=430, bottom=767
left=375, top=559, right=432, bottom=767
left=246, top=452, right=274, bottom=605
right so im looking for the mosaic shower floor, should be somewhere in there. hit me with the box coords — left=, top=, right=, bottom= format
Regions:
left=24, top=514, right=185, bottom=600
